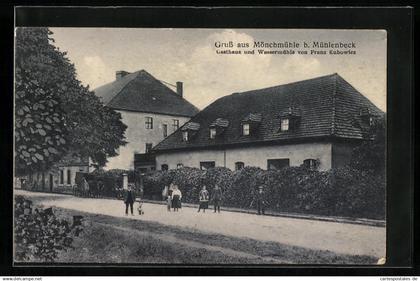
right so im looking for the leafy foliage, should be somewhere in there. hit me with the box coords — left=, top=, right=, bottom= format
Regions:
left=142, top=166, right=385, bottom=219
left=15, top=28, right=68, bottom=174
left=15, top=27, right=127, bottom=173
left=350, top=115, right=386, bottom=174
left=14, top=196, right=83, bottom=262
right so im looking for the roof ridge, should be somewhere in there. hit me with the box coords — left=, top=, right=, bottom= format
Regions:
left=140, top=70, right=185, bottom=99
left=139, top=70, right=200, bottom=112
left=234, top=73, right=339, bottom=97
left=106, top=71, right=142, bottom=106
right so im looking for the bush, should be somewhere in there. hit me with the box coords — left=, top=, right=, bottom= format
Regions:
left=142, top=166, right=385, bottom=220
left=14, top=195, right=83, bottom=262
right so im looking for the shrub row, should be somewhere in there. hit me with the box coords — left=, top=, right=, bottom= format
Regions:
left=142, top=166, right=385, bottom=220
left=14, top=196, right=83, bottom=262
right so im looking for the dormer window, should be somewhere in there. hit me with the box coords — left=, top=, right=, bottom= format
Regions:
left=181, top=122, right=200, bottom=142
left=209, top=128, right=217, bottom=139
left=182, top=131, right=189, bottom=142
left=359, top=107, right=377, bottom=126
left=241, top=113, right=262, bottom=136
left=279, top=106, right=301, bottom=132
left=242, top=123, right=250, bottom=136
left=209, top=118, right=229, bottom=139
left=281, top=118, right=289, bottom=132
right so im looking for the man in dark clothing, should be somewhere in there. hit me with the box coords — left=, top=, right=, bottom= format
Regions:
left=123, top=186, right=136, bottom=215
left=212, top=185, right=223, bottom=213
left=256, top=185, right=266, bottom=215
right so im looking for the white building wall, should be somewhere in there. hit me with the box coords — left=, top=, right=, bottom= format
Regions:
left=105, top=110, right=191, bottom=170
left=155, top=142, right=332, bottom=171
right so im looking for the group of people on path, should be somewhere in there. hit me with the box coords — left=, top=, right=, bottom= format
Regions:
left=122, top=182, right=268, bottom=216
left=197, top=185, right=223, bottom=213
left=162, top=183, right=183, bottom=212
left=162, top=184, right=224, bottom=213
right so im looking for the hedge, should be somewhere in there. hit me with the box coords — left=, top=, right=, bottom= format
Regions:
left=142, top=166, right=385, bottom=220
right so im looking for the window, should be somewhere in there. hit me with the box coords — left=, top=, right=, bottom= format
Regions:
left=173, top=119, right=179, bottom=131
left=303, top=159, right=319, bottom=170
left=161, top=164, right=169, bottom=171
left=209, top=128, right=217, bottom=139
left=145, top=143, right=153, bottom=153
left=200, top=161, right=215, bottom=170
left=67, top=170, right=71, bottom=185
left=182, top=131, right=189, bottom=142
left=281, top=118, right=289, bottom=132
left=235, top=162, right=245, bottom=170
left=177, top=163, right=184, bottom=169
left=145, top=117, right=153, bottom=129
left=162, top=124, right=168, bottom=138
left=267, top=159, right=290, bottom=170
left=60, top=170, right=64, bottom=184
left=242, top=123, right=250, bottom=136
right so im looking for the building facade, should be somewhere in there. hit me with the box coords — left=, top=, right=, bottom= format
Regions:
left=94, top=69, right=198, bottom=171
left=153, top=74, right=383, bottom=171
left=23, top=153, right=92, bottom=193
left=107, top=110, right=191, bottom=170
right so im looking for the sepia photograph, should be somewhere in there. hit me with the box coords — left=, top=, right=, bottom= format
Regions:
left=14, top=27, right=387, bottom=265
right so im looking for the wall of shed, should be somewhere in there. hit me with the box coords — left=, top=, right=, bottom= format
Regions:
left=155, top=142, right=333, bottom=171
left=105, top=110, right=190, bottom=170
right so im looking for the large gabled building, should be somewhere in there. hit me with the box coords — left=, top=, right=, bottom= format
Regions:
left=152, top=73, right=384, bottom=171
left=93, top=69, right=199, bottom=171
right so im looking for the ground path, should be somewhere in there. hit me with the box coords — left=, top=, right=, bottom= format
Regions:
left=97, top=222, right=287, bottom=263
left=16, top=189, right=386, bottom=258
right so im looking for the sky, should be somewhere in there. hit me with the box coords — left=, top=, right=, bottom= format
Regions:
left=50, top=28, right=387, bottom=111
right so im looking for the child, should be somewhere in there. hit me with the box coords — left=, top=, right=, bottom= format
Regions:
left=137, top=199, right=144, bottom=215
left=198, top=185, right=209, bottom=213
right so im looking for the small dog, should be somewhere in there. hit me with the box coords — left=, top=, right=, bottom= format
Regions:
left=137, top=201, right=144, bottom=215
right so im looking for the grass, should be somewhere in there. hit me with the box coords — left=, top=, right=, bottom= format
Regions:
left=17, top=194, right=379, bottom=265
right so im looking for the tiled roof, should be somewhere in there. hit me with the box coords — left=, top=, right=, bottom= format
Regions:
left=182, top=122, right=201, bottom=131
left=153, top=73, right=384, bottom=152
left=242, top=113, right=262, bottom=123
left=210, top=118, right=230, bottom=128
left=93, top=70, right=199, bottom=117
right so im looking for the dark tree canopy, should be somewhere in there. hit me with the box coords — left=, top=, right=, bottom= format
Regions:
left=15, top=28, right=69, bottom=175
left=15, top=27, right=127, bottom=174
left=350, top=115, right=386, bottom=174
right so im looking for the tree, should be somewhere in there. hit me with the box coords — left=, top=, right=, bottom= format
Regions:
left=15, top=27, right=127, bottom=174
left=15, top=28, right=68, bottom=175
left=350, top=115, right=386, bottom=174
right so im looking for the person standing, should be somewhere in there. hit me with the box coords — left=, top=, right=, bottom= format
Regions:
left=256, top=185, right=266, bottom=215
left=82, top=177, right=89, bottom=197
left=197, top=185, right=209, bottom=213
left=212, top=184, right=223, bottom=213
left=123, top=185, right=136, bottom=216
left=171, top=185, right=182, bottom=212
left=162, top=184, right=173, bottom=212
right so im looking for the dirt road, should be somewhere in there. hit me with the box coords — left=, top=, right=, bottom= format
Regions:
left=15, top=189, right=386, bottom=258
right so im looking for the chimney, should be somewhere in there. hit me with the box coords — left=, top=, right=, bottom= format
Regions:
left=176, top=81, right=183, bottom=98
left=116, top=70, right=130, bottom=80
